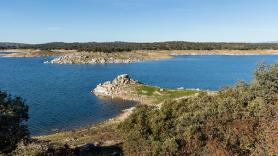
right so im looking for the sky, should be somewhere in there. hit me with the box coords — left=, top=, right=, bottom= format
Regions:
left=0, top=0, right=278, bottom=43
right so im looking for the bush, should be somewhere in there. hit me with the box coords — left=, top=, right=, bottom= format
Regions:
left=253, top=63, right=278, bottom=102
left=0, top=90, right=29, bottom=154
left=119, top=63, right=278, bottom=155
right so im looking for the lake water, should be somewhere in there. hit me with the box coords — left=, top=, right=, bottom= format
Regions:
left=0, top=52, right=17, bottom=54
left=0, top=55, right=278, bottom=135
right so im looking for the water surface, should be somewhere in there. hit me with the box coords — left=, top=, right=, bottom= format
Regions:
left=0, top=52, right=17, bottom=54
left=0, top=55, right=277, bottom=135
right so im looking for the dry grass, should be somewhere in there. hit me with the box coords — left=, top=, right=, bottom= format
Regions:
left=35, top=117, right=124, bottom=147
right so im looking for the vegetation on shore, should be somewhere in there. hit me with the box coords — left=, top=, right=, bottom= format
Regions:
left=136, top=85, right=200, bottom=103
left=0, top=91, right=29, bottom=154
left=125, top=83, right=201, bottom=105
left=119, top=63, right=278, bottom=155
left=2, top=41, right=278, bottom=53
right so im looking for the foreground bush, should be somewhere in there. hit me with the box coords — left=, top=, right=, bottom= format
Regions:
left=119, top=63, right=278, bottom=155
left=0, top=91, right=29, bottom=154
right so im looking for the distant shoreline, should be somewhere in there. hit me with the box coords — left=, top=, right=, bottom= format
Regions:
left=2, top=49, right=278, bottom=64
left=0, top=49, right=75, bottom=58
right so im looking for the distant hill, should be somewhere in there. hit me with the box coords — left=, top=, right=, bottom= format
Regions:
left=0, top=42, right=29, bottom=49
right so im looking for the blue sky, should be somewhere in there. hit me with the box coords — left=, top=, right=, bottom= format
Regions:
left=0, top=0, right=278, bottom=43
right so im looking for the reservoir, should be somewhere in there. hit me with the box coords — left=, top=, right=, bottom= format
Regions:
left=0, top=55, right=277, bottom=135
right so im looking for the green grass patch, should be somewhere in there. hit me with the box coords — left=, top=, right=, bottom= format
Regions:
left=136, top=85, right=200, bottom=102
left=163, top=89, right=200, bottom=99
left=136, top=85, right=160, bottom=96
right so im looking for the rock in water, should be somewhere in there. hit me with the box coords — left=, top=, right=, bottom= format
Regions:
left=92, top=74, right=139, bottom=97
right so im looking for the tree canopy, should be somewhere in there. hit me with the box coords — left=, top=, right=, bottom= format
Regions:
left=0, top=91, right=29, bottom=154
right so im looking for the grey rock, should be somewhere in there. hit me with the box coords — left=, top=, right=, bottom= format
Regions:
left=92, top=74, right=139, bottom=97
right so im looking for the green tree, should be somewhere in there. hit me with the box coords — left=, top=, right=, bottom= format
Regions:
left=253, top=63, right=278, bottom=102
left=0, top=90, right=29, bottom=154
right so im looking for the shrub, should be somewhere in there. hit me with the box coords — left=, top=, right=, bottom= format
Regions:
left=119, top=63, right=278, bottom=155
left=0, top=90, right=29, bottom=154
left=253, top=63, right=278, bottom=102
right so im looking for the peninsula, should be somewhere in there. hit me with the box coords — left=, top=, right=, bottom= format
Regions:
left=92, top=74, right=200, bottom=105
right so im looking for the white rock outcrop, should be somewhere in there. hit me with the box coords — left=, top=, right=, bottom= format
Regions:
left=44, top=52, right=140, bottom=64
left=92, top=74, right=140, bottom=97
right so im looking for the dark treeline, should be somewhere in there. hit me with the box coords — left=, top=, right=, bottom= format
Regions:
left=1, top=41, right=278, bottom=52
left=0, top=42, right=27, bottom=50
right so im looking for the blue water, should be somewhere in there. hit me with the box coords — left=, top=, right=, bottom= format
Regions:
left=0, top=52, right=17, bottom=54
left=0, top=55, right=277, bottom=135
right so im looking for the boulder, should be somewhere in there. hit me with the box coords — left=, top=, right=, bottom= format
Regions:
left=92, top=74, right=139, bottom=97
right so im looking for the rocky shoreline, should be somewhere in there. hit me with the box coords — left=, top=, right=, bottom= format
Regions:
left=44, top=49, right=278, bottom=64
left=92, top=74, right=201, bottom=105
left=44, top=52, right=141, bottom=64
left=3, top=49, right=278, bottom=64
left=43, top=51, right=161, bottom=64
